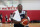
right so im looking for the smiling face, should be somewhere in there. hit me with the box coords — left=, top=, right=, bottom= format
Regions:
left=17, top=4, right=22, bottom=12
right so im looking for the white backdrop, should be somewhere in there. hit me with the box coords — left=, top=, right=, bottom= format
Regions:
left=22, top=1, right=40, bottom=10
left=0, top=0, right=40, bottom=10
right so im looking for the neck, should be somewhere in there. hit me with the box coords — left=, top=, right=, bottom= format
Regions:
left=19, top=10, right=22, bottom=13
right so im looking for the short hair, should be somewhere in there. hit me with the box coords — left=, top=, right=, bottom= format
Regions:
left=17, top=4, right=22, bottom=7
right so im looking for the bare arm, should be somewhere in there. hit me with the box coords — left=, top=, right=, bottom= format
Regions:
left=25, top=11, right=30, bottom=22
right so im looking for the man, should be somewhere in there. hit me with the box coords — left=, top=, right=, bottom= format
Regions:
left=0, top=13, right=3, bottom=23
left=13, top=4, right=30, bottom=27
left=5, top=15, right=8, bottom=23
left=10, top=13, right=13, bottom=23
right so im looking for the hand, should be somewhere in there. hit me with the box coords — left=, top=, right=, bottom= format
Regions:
left=13, top=19, right=21, bottom=24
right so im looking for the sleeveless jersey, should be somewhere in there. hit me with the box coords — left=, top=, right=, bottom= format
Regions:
left=19, top=11, right=26, bottom=19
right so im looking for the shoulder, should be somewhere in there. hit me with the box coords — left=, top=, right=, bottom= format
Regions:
left=22, top=10, right=27, bottom=13
left=22, top=10, right=25, bottom=14
left=22, top=10, right=27, bottom=12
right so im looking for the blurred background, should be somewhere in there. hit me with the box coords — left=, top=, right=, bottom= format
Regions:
left=0, top=0, right=40, bottom=27
left=0, top=0, right=40, bottom=23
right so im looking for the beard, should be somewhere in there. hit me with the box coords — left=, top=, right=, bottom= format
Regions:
left=18, top=10, right=22, bottom=12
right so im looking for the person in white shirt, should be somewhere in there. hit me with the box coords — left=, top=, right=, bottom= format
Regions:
left=13, top=4, right=30, bottom=27
left=10, top=13, right=13, bottom=22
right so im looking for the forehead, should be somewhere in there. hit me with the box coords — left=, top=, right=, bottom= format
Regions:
left=18, top=5, right=22, bottom=7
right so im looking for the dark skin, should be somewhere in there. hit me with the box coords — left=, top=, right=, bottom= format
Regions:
left=17, top=4, right=30, bottom=25
left=17, top=4, right=28, bottom=19
left=13, top=4, right=29, bottom=24
left=18, top=5, right=22, bottom=13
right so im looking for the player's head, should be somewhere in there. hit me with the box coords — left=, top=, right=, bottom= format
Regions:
left=17, top=4, right=22, bottom=12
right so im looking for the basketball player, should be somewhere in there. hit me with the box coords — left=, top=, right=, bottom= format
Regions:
left=13, top=4, right=30, bottom=27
